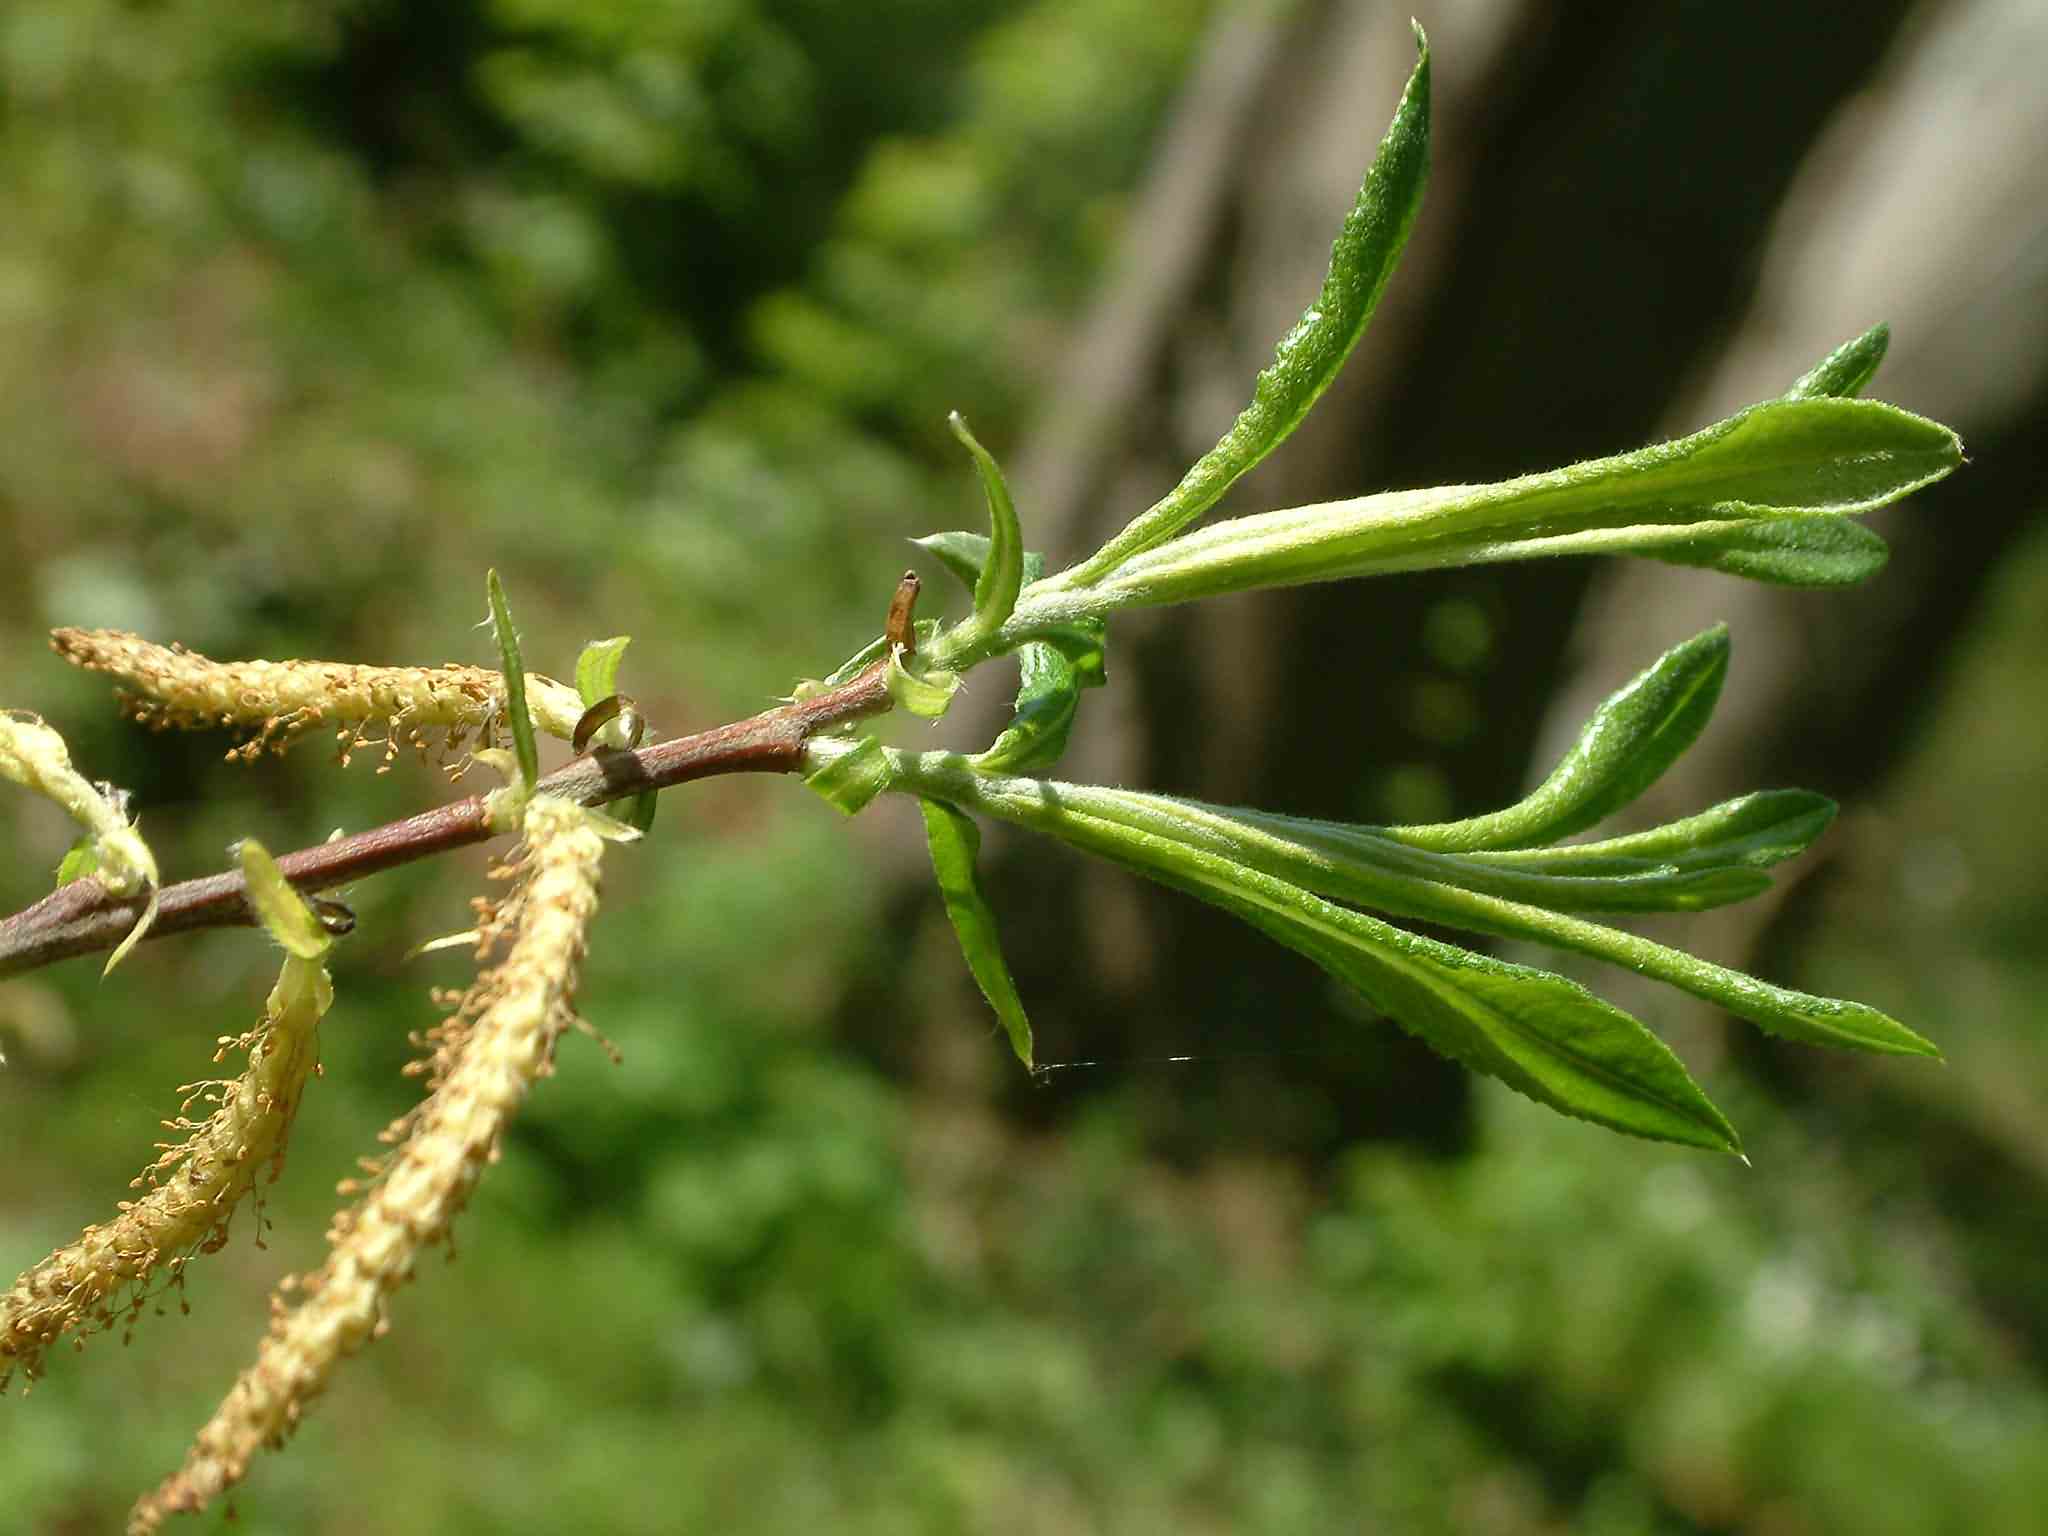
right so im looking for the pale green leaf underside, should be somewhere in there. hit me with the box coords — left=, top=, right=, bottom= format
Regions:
left=1085, top=396, right=1960, bottom=609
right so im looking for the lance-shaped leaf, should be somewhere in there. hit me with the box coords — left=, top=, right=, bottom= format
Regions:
left=1058, top=23, right=1430, bottom=588
left=1068, top=397, right=1959, bottom=611
left=1222, top=811, right=1771, bottom=914
left=1209, top=882, right=1738, bottom=1155
left=486, top=569, right=538, bottom=791
left=894, top=759, right=1736, bottom=1152
left=919, top=799, right=1034, bottom=1069
left=1384, top=627, right=1729, bottom=852
left=1635, top=515, right=1892, bottom=588
left=899, top=755, right=1936, bottom=1061
left=946, top=414, right=1025, bottom=643
left=1065, top=782, right=1935, bottom=1058
left=1466, top=790, right=1836, bottom=876
left=1783, top=322, right=1890, bottom=402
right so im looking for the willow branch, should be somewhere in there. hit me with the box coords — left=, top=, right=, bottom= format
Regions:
left=0, top=661, right=894, bottom=980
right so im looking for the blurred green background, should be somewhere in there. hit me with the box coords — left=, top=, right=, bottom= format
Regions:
left=4, top=1, right=2045, bottom=1531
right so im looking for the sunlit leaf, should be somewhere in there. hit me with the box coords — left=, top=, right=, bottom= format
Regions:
left=919, top=799, right=1033, bottom=1069
left=1061, top=23, right=1430, bottom=586
left=486, top=569, right=538, bottom=790
left=1080, top=398, right=1959, bottom=608
left=947, top=414, right=1025, bottom=640
left=1783, top=322, right=1890, bottom=401
left=1465, top=789, right=1836, bottom=875
left=1386, top=627, right=1729, bottom=851
left=574, top=636, right=632, bottom=707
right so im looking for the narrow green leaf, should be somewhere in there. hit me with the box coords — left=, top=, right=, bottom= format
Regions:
left=974, top=620, right=1107, bottom=776
left=956, top=780, right=1734, bottom=1151
left=575, top=636, right=633, bottom=708
left=911, top=531, right=997, bottom=594
left=240, top=838, right=332, bottom=961
left=919, top=799, right=1034, bottom=1069
left=908, top=760, right=1934, bottom=1062
left=947, top=414, right=1025, bottom=640
left=1084, top=398, right=1960, bottom=610
left=1783, top=322, right=1890, bottom=401
left=486, top=569, right=539, bottom=790
left=1225, top=811, right=1773, bottom=913
left=802, top=735, right=893, bottom=816
left=1060, top=24, right=1430, bottom=587
left=1641, top=515, right=1891, bottom=587
left=1217, top=889, right=1739, bottom=1154
left=1467, top=790, right=1836, bottom=875
left=1386, top=627, right=1729, bottom=852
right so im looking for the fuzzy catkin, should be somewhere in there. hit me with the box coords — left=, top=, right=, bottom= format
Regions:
left=130, top=797, right=605, bottom=1533
left=50, top=628, right=585, bottom=761
left=0, top=955, right=327, bottom=1386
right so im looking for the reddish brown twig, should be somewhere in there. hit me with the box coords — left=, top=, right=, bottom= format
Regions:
left=0, top=658, right=894, bottom=980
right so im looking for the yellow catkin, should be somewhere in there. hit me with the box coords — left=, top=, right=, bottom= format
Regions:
left=49, top=628, right=584, bottom=764
left=0, top=954, right=327, bottom=1386
left=130, top=797, right=605, bottom=1533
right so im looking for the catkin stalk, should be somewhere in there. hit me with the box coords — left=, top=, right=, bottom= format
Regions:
left=130, top=796, right=605, bottom=1532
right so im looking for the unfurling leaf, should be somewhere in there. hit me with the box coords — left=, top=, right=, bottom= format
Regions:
left=947, top=414, right=1025, bottom=641
left=240, top=840, right=333, bottom=961
left=886, top=649, right=962, bottom=719
left=919, top=799, right=1033, bottom=1069
left=574, top=636, right=632, bottom=708
left=974, top=620, right=1107, bottom=776
left=803, top=734, right=893, bottom=816
left=1385, top=626, right=1729, bottom=852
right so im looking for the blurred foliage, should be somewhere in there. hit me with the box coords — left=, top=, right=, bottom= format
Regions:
left=1, top=0, right=2044, bottom=1532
